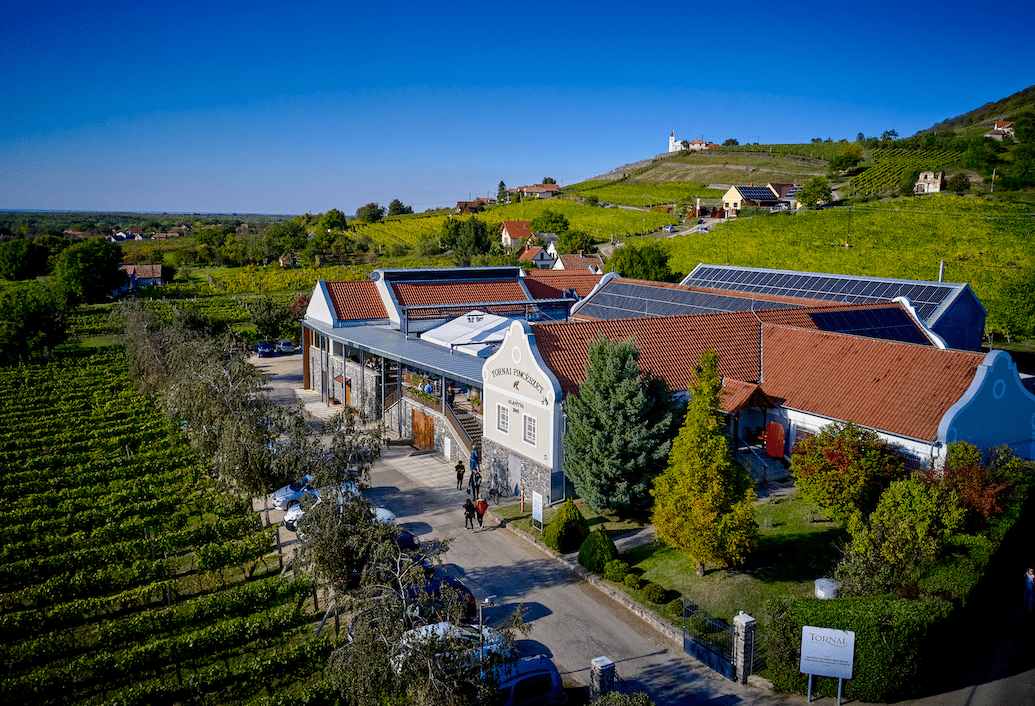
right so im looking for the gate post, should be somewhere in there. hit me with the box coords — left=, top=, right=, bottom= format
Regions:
left=733, top=611, right=756, bottom=684
left=590, top=656, right=615, bottom=700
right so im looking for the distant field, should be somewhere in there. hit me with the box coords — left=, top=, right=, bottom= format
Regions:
left=483, top=199, right=677, bottom=238
left=722, top=142, right=847, bottom=161
left=850, top=147, right=964, bottom=194
left=666, top=195, right=1033, bottom=336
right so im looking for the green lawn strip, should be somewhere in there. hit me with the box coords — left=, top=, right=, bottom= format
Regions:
left=496, top=492, right=847, bottom=626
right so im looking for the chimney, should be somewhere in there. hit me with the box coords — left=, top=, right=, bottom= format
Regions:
left=579, top=250, right=585, bottom=257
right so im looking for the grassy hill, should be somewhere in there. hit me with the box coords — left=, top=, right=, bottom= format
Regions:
left=664, top=194, right=1034, bottom=340
left=921, top=84, right=1035, bottom=136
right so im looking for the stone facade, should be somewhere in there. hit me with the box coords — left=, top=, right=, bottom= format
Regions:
left=482, top=437, right=556, bottom=503
left=307, top=346, right=383, bottom=419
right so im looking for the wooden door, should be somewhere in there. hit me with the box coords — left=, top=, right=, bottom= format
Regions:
left=412, top=409, right=434, bottom=450
left=345, top=379, right=352, bottom=406
left=765, top=421, right=786, bottom=459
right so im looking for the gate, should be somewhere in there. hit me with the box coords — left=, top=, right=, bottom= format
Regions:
left=681, top=598, right=736, bottom=680
left=412, top=409, right=434, bottom=450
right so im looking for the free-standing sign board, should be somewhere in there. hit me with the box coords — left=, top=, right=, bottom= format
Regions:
left=531, top=491, right=544, bottom=533
left=800, top=626, right=854, bottom=703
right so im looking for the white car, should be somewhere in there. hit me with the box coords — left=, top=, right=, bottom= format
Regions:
left=275, top=339, right=295, bottom=354
left=391, top=621, right=509, bottom=674
left=271, top=475, right=313, bottom=510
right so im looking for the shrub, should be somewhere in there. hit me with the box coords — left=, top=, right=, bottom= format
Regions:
left=542, top=498, right=590, bottom=552
left=623, top=574, right=641, bottom=590
left=578, top=529, right=619, bottom=573
left=591, top=692, right=655, bottom=706
left=667, top=597, right=684, bottom=617
left=603, top=560, right=629, bottom=583
left=643, top=582, right=667, bottom=604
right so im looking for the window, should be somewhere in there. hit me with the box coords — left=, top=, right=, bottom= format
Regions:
left=523, top=415, right=536, bottom=445
left=497, top=405, right=509, bottom=434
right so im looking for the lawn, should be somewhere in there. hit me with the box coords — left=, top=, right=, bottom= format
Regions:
left=495, top=490, right=848, bottom=625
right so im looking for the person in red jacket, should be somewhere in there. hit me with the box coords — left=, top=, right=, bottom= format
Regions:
left=474, top=494, right=489, bottom=530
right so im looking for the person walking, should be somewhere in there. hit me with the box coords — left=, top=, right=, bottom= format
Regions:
left=467, top=468, right=481, bottom=498
left=463, top=498, right=476, bottom=531
left=455, top=460, right=465, bottom=490
left=470, top=447, right=480, bottom=474
left=474, top=494, right=489, bottom=530
left=1024, top=567, right=1034, bottom=615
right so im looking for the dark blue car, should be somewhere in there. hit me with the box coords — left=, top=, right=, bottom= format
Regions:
left=256, top=341, right=276, bottom=357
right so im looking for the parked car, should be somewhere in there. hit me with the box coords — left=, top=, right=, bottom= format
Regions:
left=695, top=225, right=710, bottom=233
left=391, top=621, right=511, bottom=673
left=283, top=482, right=361, bottom=534
left=275, top=339, right=295, bottom=354
left=271, top=475, right=313, bottom=510
left=662, top=225, right=677, bottom=233
left=405, top=575, right=477, bottom=623
left=492, top=655, right=567, bottom=706
left=256, top=341, right=276, bottom=357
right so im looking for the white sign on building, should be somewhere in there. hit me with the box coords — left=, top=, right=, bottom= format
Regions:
left=799, top=625, right=855, bottom=679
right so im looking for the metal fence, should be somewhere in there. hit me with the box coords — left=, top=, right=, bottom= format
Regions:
left=681, top=598, right=736, bottom=680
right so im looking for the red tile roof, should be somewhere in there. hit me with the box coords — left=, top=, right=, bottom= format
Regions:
left=516, top=245, right=543, bottom=261
left=557, top=253, right=604, bottom=271
left=523, top=270, right=605, bottom=300
left=758, top=325, right=984, bottom=441
left=326, top=281, right=388, bottom=320
left=121, top=264, right=165, bottom=278
left=499, top=221, right=531, bottom=239
left=392, top=281, right=528, bottom=307
left=532, top=302, right=932, bottom=398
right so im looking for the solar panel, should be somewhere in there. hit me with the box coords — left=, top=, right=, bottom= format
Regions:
left=809, top=308, right=931, bottom=345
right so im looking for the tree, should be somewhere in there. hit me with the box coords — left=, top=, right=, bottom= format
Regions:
left=1013, top=110, right=1035, bottom=143
left=52, top=238, right=124, bottom=304
left=356, top=203, right=386, bottom=223
left=497, top=180, right=508, bottom=203
left=387, top=199, right=412, bottom=216
left=248, top=295, right=292, bottom=342
left=319, top=208, right=349, bottom=232
left=451, top=217, right=491, bottom=266
left=0, top=238, right=46, bottom=280
left=530, top=209, right=569, bottom=236
left=556, top=228, right=591, bottom=255
left=651, top=351, right=756, bottom=573
left=722, top=138, right=739, bottom=146
left=828, top=144, right=863, bottom=173
left=562, top=336, right=679, bottom=517
left=0, top=280, right=70, bottom=364
left=898, top=168, right=922, bottom=196
left=790, top=421, right=905, bottom=528
left=796, top=176, right=832, bottom=207
left=856, top=132, right=865, bottom=142
left=811, top=137, right=823, bottom=144
left=881, top=130, right=899, bottom=141
left=835, top=476, right=963, bottom=596
left=946, top=172, right=971, bottom=195
left=541, top=177, right=557, bottom=184
left=605, top=239, right=672, bottom=281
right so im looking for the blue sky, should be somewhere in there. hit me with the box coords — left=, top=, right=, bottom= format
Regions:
left=2, top=0, right=1032, bottom=215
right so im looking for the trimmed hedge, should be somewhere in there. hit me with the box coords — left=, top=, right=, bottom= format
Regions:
left=578, top=529, right=618, bottom=573
left=765, top=594, right=954, bottom=702
left=542, top=498, right=590, bottom=552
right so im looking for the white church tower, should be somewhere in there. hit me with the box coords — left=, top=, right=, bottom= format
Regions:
left=669, top=131, right=689, bottom=153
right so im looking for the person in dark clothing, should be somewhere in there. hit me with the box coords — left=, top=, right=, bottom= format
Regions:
left=455, top=461, right=465, bottom=489
left=463, top=498, right=476, bottom=531
left=467, top=469, right=481, bottom=498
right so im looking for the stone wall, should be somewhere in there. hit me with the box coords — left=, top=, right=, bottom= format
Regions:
left=481, top=438, right=555, bottom=503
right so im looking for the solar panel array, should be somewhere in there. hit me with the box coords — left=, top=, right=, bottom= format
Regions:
left=737, top=186, right=779, bottom=202
left=683, top=266, right=958, bottom=321
left=808, top=308, right=931, bottom=345
left=574, top=280, right=799, bottom=320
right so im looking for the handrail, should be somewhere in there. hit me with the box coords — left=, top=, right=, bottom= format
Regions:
left=384, top=391, right=399, bottom=410
left=444, top=400, right=474, bottom=456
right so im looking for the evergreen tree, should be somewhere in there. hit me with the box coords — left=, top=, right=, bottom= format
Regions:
left=497, top=180, right=508, bottom=203
left=651, top=351, right=756, bottom=574
left=563, top=336, right=678, bottom=517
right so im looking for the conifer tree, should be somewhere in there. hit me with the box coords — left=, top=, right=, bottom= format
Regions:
left=563, top=336, right=678, bottom=517
left=651, top=351, right=756, bottom=574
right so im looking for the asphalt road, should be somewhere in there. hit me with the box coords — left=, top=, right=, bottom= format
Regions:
left=254, top=352, right=1035, bottom=706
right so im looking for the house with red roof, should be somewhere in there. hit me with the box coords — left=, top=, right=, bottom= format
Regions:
left=552, top=251, right=604, bottom=274
left=499, top=221, right=532, bottom=252
left=515, top=244, right=554, bottom=270
left=984, top=121, right=1015, bottom=141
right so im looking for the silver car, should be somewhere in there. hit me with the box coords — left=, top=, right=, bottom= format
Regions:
left=275, top=339, right=295, bottom=354
left=271, top=475, right=313, bottom=510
